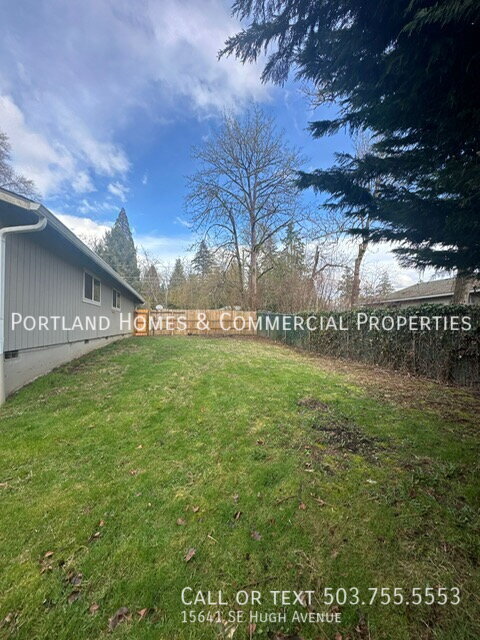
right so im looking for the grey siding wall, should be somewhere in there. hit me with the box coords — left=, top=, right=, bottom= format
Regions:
left=4, top=233, right=135, bottom=351
left=4, top=335, right=126, bottom=396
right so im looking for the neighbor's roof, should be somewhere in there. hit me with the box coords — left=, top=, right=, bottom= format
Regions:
left=0, top=187, right=144, bottom=304
left=381, top=277, right=480, bottom=303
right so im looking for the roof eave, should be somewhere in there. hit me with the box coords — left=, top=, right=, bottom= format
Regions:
left=0, top=188, right=144, bottom=304
left=37, top=204, right=145, bottom=304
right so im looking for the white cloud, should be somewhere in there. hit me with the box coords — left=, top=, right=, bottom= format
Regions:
left=56, top=210, right=192, bottom=266
left=107, top=181, right=129, bottom=202
left=142, top=173, right=148, bottom=185
left=0, top=0, right=268, bottom=201
left=136, top=232, right=193, bottom=265
left=77, top=198, right=119, bottom=216
left=362, top=242, right=436, bottom=289
left=0, top=95, right=75, bottom=195
left=328, top=235, right=438, bottom=291
left=72, top=171, right=96, bottom=194
left=56, top=212, right=111, bottom=245
left=0, top=93, right=128, bottom=198
left=175, top=216, right=192, bottom=228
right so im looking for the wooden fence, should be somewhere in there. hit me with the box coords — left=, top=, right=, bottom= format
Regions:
left=133, top=309, right=257, bottom=336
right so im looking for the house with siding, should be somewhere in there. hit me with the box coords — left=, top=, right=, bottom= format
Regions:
left=368, top=277, right=480, bottom=308
left=0, top=187, right=144, bottom=403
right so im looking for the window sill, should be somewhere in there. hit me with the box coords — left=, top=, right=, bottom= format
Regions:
left=82, top=297, right=101, bottom=307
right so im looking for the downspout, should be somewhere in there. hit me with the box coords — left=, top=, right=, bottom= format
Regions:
left=0, top=211, right=47, bottom=405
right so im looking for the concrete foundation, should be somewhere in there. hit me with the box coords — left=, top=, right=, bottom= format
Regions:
left=3, top=334, right=131, bottom=397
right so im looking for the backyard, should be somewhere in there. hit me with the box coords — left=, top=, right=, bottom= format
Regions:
left=0, top=337, right=479, bottom=640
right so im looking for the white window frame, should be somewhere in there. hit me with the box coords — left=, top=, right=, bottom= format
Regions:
left=112, top=288, right=121, bottom=311
left=83, top=270, right=101, bottom=306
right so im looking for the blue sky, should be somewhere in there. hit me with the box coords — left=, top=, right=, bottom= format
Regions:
left=0, top=0, right=428, bottom=285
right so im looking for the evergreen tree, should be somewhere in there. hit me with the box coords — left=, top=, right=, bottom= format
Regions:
left=222, top=1, right=480, bottom=274
left=96, top=208, right=140, bottom=287
left=192, top=240, right=215, bottom=277
left=169, top=258, right=186, bottom=289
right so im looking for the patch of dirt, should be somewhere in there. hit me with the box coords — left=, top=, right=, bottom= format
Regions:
left=297, top=396, right=382, bottom=462
left=297, top=396, right=329, bottom=411
left=313, top=415, right=381, bottom=459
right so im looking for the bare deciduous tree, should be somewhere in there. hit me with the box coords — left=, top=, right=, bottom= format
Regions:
left=0, top=131, right=38, bottom=198
left=186, top=106, right=303, bottom=309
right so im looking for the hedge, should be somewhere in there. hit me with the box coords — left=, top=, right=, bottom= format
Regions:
left=257, top=305, right=480, bottom=387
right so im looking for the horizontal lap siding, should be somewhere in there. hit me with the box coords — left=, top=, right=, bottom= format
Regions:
left=4, top=234, right=135, bottom=351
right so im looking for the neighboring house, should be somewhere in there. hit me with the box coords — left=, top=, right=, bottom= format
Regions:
left=368, top=277, right=480, bottom=308
left=0, top=188, right=144, bottom=402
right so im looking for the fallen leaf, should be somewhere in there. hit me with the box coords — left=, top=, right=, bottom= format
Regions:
left=185, top=547, right=196, bottom=562
left=233, top=494, right=239, bottom=503
left=44, top=551, right=54, bottom=559
left=1, top=612, right=15, bottom=627
left=108, top=607, right=130, bottom=631
left=366, top=479, right=377, bottom=484
left=40, top=561, right=53, bottom=574
left=68, top=572, right=83, bottom=586
left=225, top=623, right=238, bottom=639
left=192, top=506, right=200, bottom=513
left=234, top=511, right=242, bottom=520
left=355, top=613, right=369, bottom=638
left=256, top=439, right=265, bottom=445
left=88, top=531, right=101, bottom=543
left=335, top=633, right=343, bottom=640
left=137, top=444, right=143, bottom=449
left=130, top=469, right=139, bottom=476
left=89, top=603, right=100, bottom=615
left=99, top=520, right=106, bottom=527
left=137, top=608, right=149, bottom=619
left=176, top=518, right=187, bottom=526
left=248, top=622, right=257, bottom=636
left=299, top=502, right=307, bottom=510
left=251, top=531, right=262, bottom=541
left=67, top=590, right=81, bottom=604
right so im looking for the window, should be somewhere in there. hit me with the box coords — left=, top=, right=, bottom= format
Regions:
left=112, top=289, right=121, bottom=310
left=83, top=271, right=101, bottom=304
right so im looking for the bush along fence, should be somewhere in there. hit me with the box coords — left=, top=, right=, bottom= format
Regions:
left=257, top=305, right=480, bottom=387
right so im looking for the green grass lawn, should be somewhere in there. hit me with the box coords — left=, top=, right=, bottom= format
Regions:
left=0, top=337, right=479, bottom=640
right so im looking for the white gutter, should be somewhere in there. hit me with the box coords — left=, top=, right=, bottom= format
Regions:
left=0, top=207, right=47, bottom=405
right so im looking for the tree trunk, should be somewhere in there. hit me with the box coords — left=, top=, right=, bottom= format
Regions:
left=350, top=238, right=369, bottom=308
left=249, top=249, right=258, bottom=310
left=452, top=272, right=470, bottom=304
left=234, top=252, right=245, bottom=306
